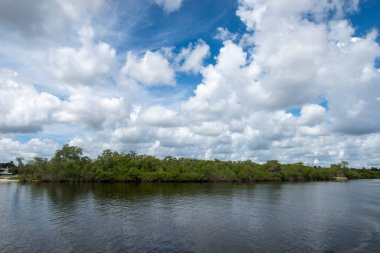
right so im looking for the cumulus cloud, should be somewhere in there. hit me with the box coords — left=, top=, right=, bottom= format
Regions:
left=0, top=0, right=107, bottom=38
left=48, top=26, right=117, bottom=85
left=232, top=0, right=380, bottom=131
left=140, top=106, right=179, bottom=127
left=154, top=0, right=184, bottom=13
left=109, top=0, right=379, bottom=165
left=298, top=104, right=327, bottom=126
left=183, top=41, right=249, bottom=121
left=0, top=70, right=61, bottom=133
left=0, top=137, right=59, bottom=162
left=53, top=86, right=125, bottom=130
left=236, top=0, right=359, bottom=32
left=215, top=27, right=238, bottom=42
left=121, top=50, right=176, bottom=86
left=1, top=0, right=380, bottom=168
left=176, top=40, right=210, bottom=73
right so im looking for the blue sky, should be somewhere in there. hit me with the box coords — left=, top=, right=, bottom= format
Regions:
left=0, top=0, right=380, bottom=167
left=350, top=0, right=380, bottom=38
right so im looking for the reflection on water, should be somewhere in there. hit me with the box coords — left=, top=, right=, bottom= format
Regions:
left=0, top=181, right=379, bottom=252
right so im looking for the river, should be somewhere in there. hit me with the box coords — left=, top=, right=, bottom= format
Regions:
left=0, top=180, right=379, bottom=252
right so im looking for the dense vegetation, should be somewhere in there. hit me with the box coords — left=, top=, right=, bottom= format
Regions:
left=14, top=145, right=380, bottom=182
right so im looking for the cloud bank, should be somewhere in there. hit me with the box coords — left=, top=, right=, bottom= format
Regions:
left=0, top=0, right=379, bottom=168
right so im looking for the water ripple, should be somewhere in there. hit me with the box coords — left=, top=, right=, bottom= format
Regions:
left=0, top=181, right=379, bottom=252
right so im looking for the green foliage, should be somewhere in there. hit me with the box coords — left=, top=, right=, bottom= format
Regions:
left=16, top=145, right=380, bottom=182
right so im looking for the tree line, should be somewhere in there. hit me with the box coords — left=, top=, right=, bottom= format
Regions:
left=13, top=144, right=380, bottom=182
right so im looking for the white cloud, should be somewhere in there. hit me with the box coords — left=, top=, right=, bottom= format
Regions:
left=53, top=86, right=125, bottom=129
left=298, top=104, right=327, bottom=126
left=112, top=126, right=153, bottom=144
left=182, top=41, right=249, bottom=121
left=154, top=0, right=184, bottom=13
left=0, top=69, right=61, bottom=133
left=68, top=136, right=115, bottom=158
left=191, top=121, right=227, bottom=137
left=121, top=50, right=176, bottom=86
left=236, top=0, right=360, bottom=32
left=142, top=0, right=378, bottom=165
left=176, top=40, right=210, bottom=73
left=215, top=27, right=238, bottom=42
left=0, top=0, right=107, bottom=38
left=1, top=0, right=380, bottom=168
left=0, top=137, right=59, bottom=162
left=156, top=127, right=204, bottom=148
left=140, top=106, right=179, bottom=127
left=233, top=0, right=380, bottom=132
left=48, top=26, right=117, bottom=86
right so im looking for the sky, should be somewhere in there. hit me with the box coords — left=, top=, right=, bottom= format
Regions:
left=0, top=0, right=380, bottom=167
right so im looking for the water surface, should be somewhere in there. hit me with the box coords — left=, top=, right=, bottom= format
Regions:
left=0, top=180, right=379, bottom=252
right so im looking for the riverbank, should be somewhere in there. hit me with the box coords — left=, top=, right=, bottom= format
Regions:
left=18, top=177, right=379, bottom=184
left=0, top=178, right=19, bottom=183
left=16, top=145, right=380, bottom=183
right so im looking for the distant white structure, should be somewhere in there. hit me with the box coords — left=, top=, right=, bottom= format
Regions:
left=0, top=162, right=14, bottom=176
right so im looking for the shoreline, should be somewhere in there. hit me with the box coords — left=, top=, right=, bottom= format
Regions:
left=15, top=178, right=355, bottom=184
left=4, top=178, right=380, bottom=185
left=0, top=178, right=19, bottom=183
